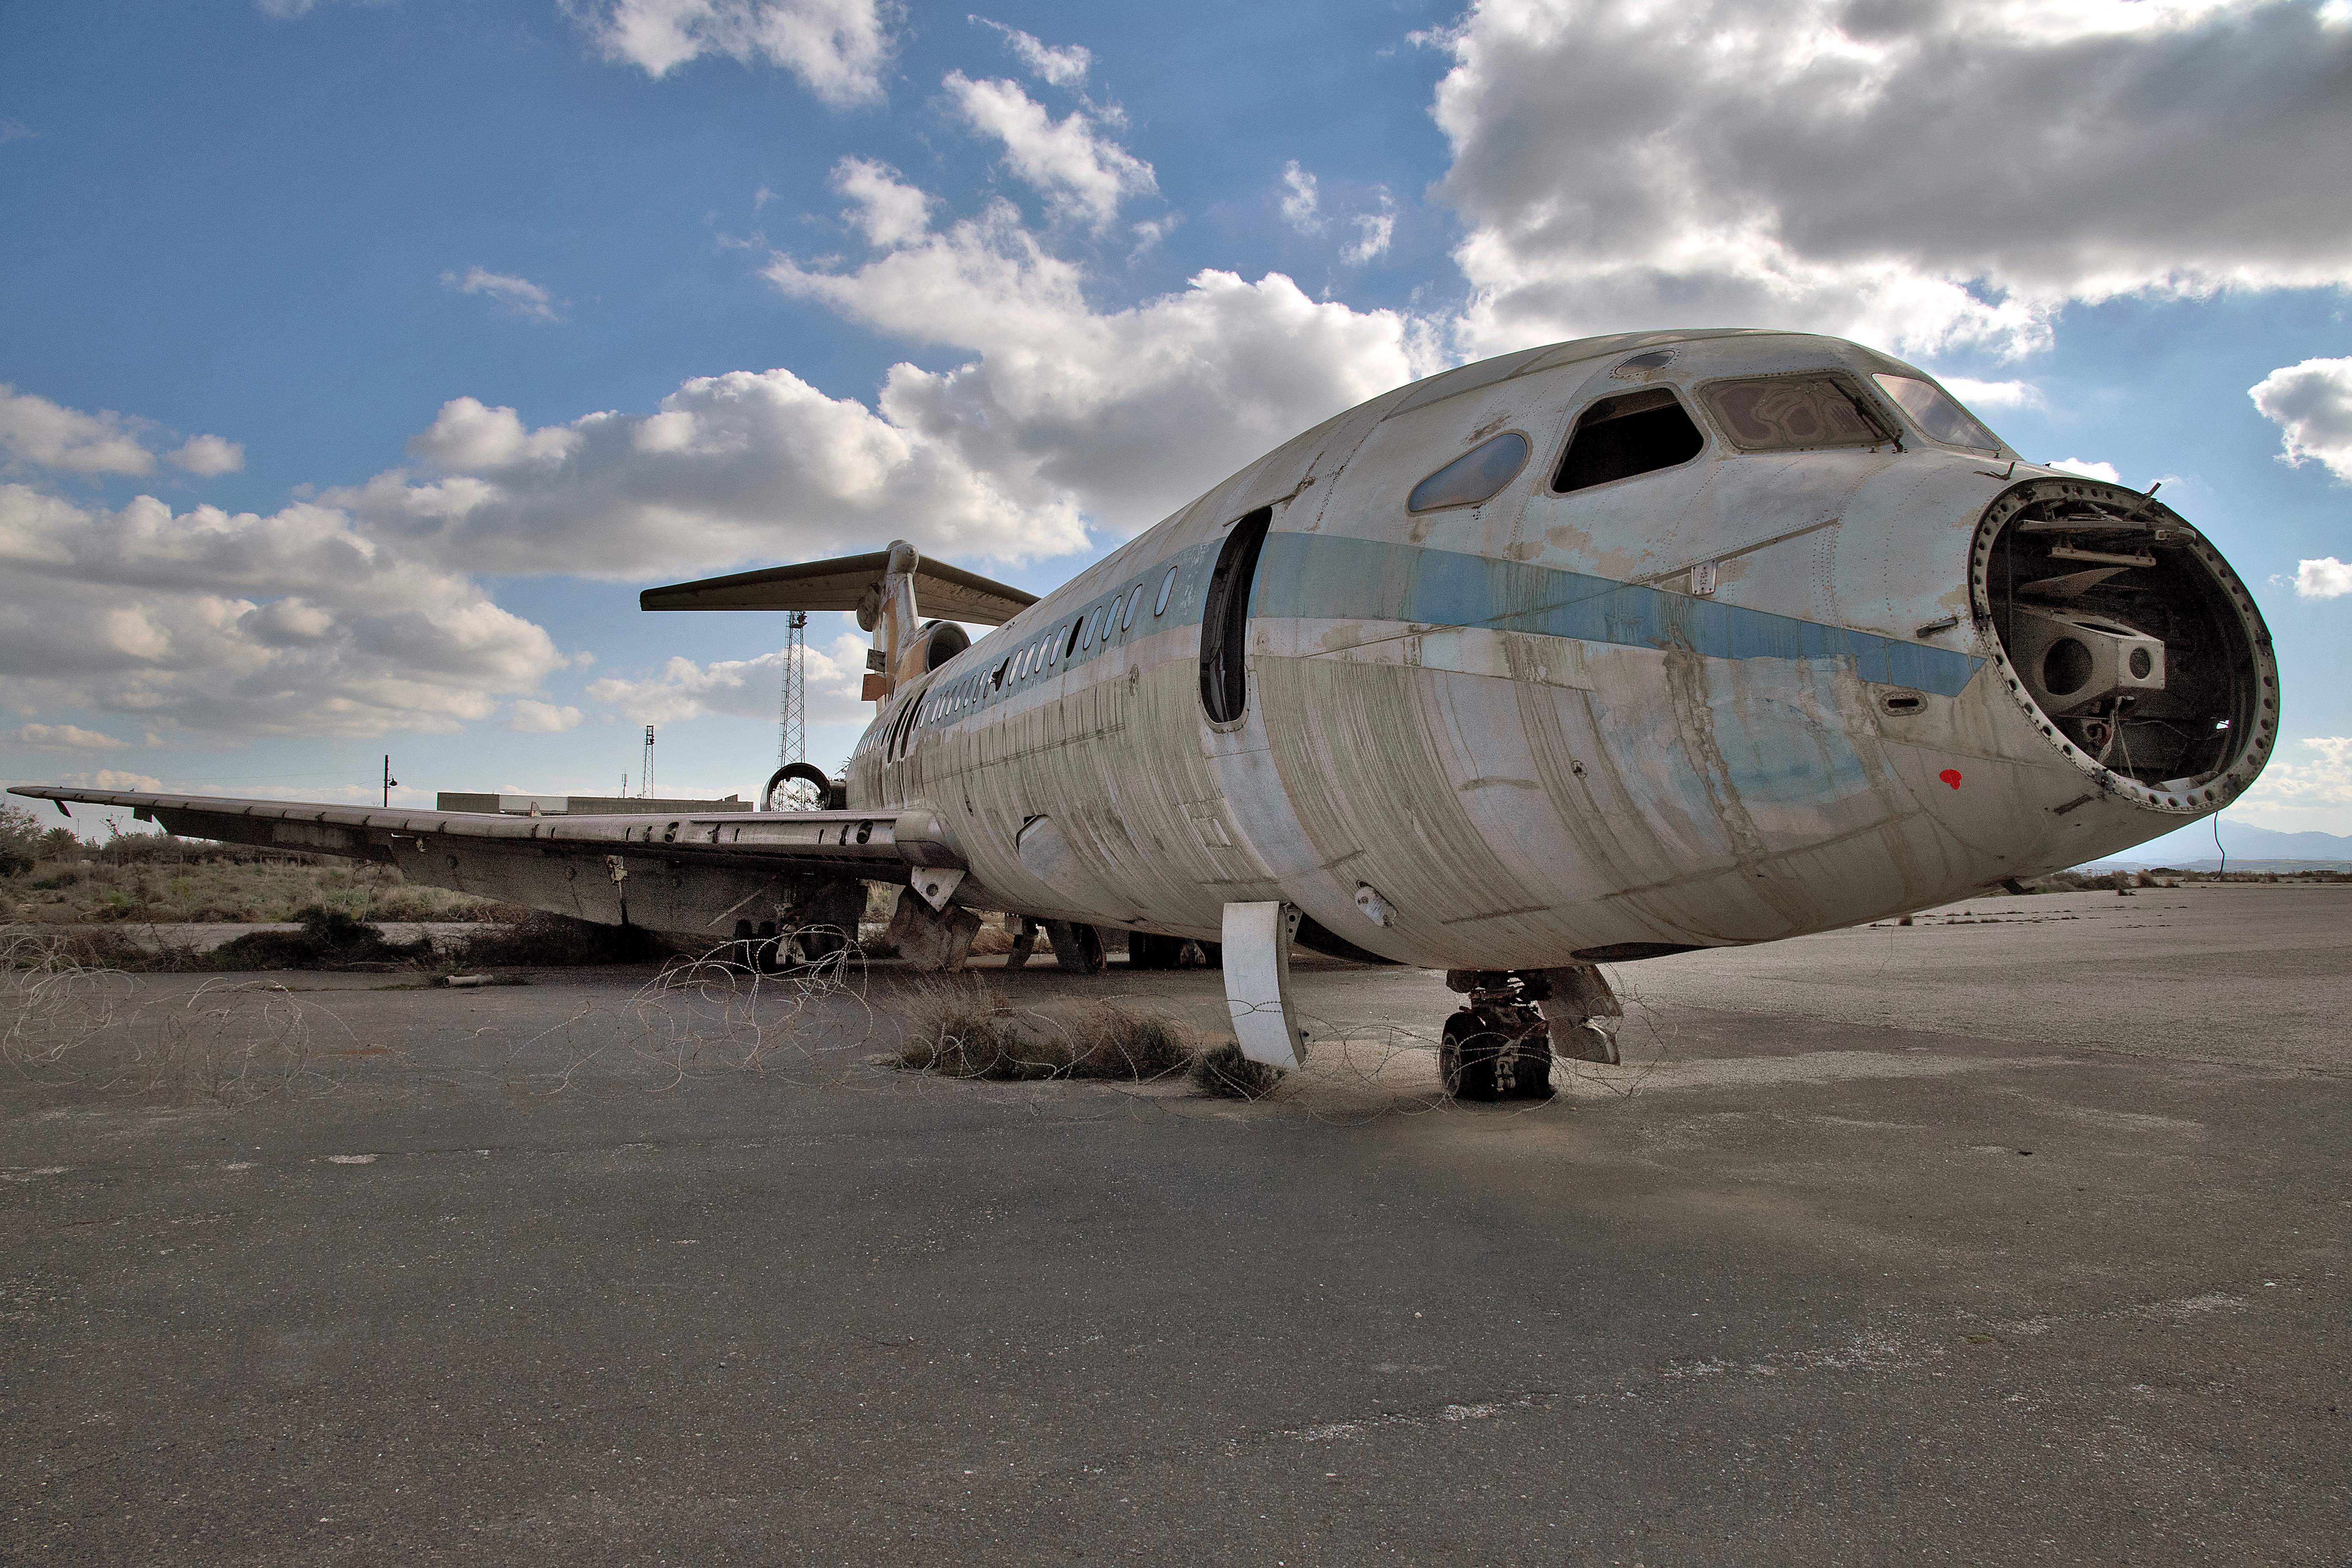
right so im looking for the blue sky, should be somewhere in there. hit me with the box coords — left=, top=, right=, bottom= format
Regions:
left=4, top=0, right=2349, bottom=863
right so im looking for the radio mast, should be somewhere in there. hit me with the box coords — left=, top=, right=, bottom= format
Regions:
left=778, top=609, right=808, bottom=765
left=640, top=724, right=654, bottom=799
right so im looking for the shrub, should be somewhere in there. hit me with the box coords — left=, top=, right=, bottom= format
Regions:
left=896, top=982, right=1199, bottom=1082
left=1191, top=1042, right=1283, bottom=1100
left=441, top=910, right=672, bottom=967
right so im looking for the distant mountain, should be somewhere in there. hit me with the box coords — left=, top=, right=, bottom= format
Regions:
left=2080, top=819, right=2352, bottom=870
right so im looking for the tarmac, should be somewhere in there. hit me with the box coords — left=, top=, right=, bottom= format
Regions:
left=3, top=884, right=2346, bottom=1564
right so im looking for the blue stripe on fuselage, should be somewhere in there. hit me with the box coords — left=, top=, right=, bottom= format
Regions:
left=1250, top=534, right=1982, bottom=697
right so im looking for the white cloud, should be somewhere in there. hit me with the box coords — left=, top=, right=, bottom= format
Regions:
left=0, top=385, right=155, bottom=476
left=1428, top=0, right=2352, bottom=359
left=0, top=119, right=37, bottom=143
left=60, top=769, right=165, bottom=792
left=2046, top=457, right=2122, bottom=484
left=1279, top=162, right=1321, bottom=233
left=588, top=634, right=866, bottom=724
left=2250, top=357, right=2352, bottom=481
left=167, top=434, right=245, bottom=476
left=1938, top=377, right=2043, bottom=411
left=567, top=0, right=894, bottom=107
left=0, top=485, right=567, bottom=736
left=1342, top=192, right=1397, bottom=267
left=766, top=189, right=1434, bottom=539
left=1, top=386, right=244, bottom=482
left=2238, top=736, right=2352, bottom=816
left=508, top=700, right=585, bottom=732
left=2295, top=557, right=2352, bottom=599
left=833, top=156, right=932, bottom=248
left=334, top=366, right=1087, bottom=578
left=972, top=16, right=1091, bottom=86
left=16, top=723, right=129, bottom=750
left=945, top=72, right=1156, bottom=231
left=442, top=266, right=563, bottom=323
left=256, top=0, right=319, bottom=15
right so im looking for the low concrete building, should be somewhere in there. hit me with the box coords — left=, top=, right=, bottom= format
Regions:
left=434, top=792, right=753, bottom=816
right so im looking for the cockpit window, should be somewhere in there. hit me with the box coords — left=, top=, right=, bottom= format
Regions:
left=1702, top=374, right=1900, bottom=452
left=1551, top=389, right=1706, bottom=494
left=1873, top=373, right=2004, bottom=454
left=1408, top=431, right=1531, bottom=512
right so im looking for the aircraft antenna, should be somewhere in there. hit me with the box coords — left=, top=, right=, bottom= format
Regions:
left=640, top=724, right=654, bottom=799
left=779, top=609, right=807, bottom=765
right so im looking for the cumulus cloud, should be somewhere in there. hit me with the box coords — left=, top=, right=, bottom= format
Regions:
left=0, top=485, right=568, bottom=736
left=945, top=72, right=1156, bottom=231
left=2046, top=457, right=2123, bottom=483
left=1940, top=377, right=2042, bottom=411
left=567, top=0, right=894, bottom=107
left=588, top=634, right=867, bottom=724
left=971, top=16, right=1090, bottom=86
left=1428, top=0, right=2352, bottom=359
left=333, top=366, right=1086, bottom=577
left=1279, top=162, right=1321, bottom=233
left=1342, top=192, right=1397, bottom=267
left=0, top=386, right=156, bottom=476
left=508, top=700, right=584, bottom=732
left=16, top=723, right=128, bottom=750
left=833, top=156, right=932, bottom=248
left=167, top=434, right=245, bottom=476
left=2239, top=736, right=2352, bottom=815
left=60, top=769, right=165, bottom=792
left=2250, top=357, right=2352, bottom=480
left=766, top=183, right=1432, bottom=537
left=443, top=266, right=563, bottom=323
left=2296, top=557, right=2352, bottom=599
left=1, top=385, right=244, bottom=482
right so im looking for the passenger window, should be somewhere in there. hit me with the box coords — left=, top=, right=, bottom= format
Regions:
left=1873, top=373, right=2002, bottom=453
left=1080, top=612, right=1094, bottom=651
left=1552, top=389, right=1706, bottom=493
left=1063, top=620, right=1081, bottom=659
left=1119, top=585, right=1139, bottom=630
left=1155, top=564, right=1177, bottom=615
left=1199, top=506, right=1272, bottom=724
left=1408, top=431, right=1531, bottom=512
left=1701, top=374, right=1900, bottom=452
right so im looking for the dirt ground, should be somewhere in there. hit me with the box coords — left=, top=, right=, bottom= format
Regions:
left=3, top=885, right=2346, bottom=1564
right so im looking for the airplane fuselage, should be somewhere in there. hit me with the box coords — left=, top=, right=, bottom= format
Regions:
left=844, top=329, right=2274, bottom=970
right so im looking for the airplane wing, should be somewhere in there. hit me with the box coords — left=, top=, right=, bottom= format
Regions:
left=6, top=785, right=964, bottom=935
left=640, top=550, right=1037, bottom=626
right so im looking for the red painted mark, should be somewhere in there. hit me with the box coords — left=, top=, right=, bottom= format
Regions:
left=1939, top=768, right=1964, bottom=790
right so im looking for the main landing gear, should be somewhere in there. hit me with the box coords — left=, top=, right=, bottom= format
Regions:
left=1439, top=966, right=1624, bottom=1102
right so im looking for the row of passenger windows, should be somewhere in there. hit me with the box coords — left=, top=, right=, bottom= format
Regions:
left=1404, top=370, right=2003, bottom=515
left=884, top=559, right=1186, bottom=757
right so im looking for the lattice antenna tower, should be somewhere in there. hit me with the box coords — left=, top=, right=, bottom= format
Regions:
left=779, top=610, right=808, bottom=765
left=640, top=724, right=654, bottom=799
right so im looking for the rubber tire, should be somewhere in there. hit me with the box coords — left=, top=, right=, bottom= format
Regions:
left=1127, top=931, right=1182, bottom=969
left=1441, top=1009, right=1505, bottom=1102
left=1505, top=1025, right=1554, bottom=1100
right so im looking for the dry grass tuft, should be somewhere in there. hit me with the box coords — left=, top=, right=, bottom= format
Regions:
left=1190, top=1041, right=1284, bottom=1100
left=896, top=980, right=1199, bottom=1083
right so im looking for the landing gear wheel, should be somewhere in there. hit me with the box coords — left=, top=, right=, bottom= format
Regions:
left=1440, top=1006, right=1554, bottom=1102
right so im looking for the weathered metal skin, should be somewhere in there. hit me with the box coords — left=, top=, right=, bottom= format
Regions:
left=844, top=329, right=2275, bottom=969
left=13, top=329, right=2274, bottom=964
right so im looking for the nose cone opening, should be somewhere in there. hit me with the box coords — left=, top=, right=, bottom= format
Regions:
left=1972, top=477, right=2276, bottom=813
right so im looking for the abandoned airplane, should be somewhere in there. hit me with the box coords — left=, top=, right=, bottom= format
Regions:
left=14, top=329, right=2277, bottom=1097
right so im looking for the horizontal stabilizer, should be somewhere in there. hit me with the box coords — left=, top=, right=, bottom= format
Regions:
left=640, top=550, right=1037, bottom=626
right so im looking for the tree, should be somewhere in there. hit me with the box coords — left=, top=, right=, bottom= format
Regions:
left=0, top=803, right=45, bottom=877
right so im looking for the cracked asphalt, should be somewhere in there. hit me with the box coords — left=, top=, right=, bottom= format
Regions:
left=3, top=885, right=2346, bottom=1564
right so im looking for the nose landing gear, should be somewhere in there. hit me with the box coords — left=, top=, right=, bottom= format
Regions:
left=1440, top=972, right=1554, bottom=1101
left=1439, top=966, right=1623, bottom=1100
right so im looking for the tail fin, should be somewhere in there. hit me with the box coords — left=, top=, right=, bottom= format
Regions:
left=640, top=542, right=1037, bottom=701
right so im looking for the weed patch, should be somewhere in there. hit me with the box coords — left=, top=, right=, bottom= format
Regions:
left=896, top=980, right=1200, bottom=1083
left=1192, top=1041, right=1284, bottom=1099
